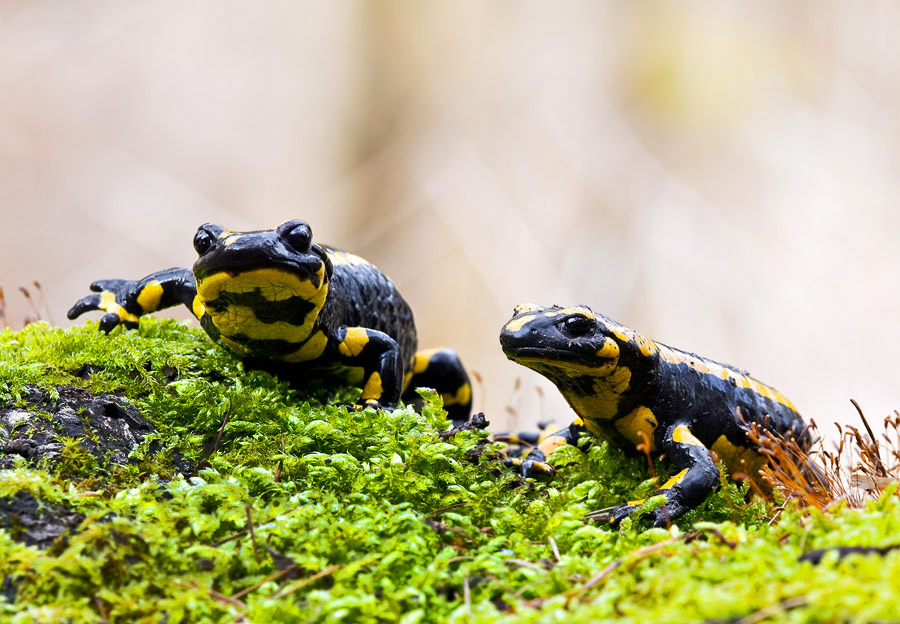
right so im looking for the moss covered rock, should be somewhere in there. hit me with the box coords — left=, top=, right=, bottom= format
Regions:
left=0, top=319, right=899, bottom=623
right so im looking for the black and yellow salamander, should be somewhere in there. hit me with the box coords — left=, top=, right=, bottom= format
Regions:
left=67, top=220, right=472, bottom=423
left=499, top=303, right=811, bottom=527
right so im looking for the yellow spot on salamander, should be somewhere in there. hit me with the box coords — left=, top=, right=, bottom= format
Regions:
left=217, top=229, right=233, bottom=239
left=659, top=468, right=689, bottom=490
left=361, top=371, right=383, bottom=401
left=614, top=406, right=658, bottom=450
left=443, top=382, right=471, bottom=407
left=568, top=365, right=632, bottom=425
left=545, top=306, right=596, bottom=320
left=191, top=296, right=206, bottom=320
left=327, top=250, right=370, bottom=266
left=339, top=327, right=370, bottom=358
left=280, top=331, right=328, bottom=363
left=99, top=291, right=140, bottom=324
left=513, top=303, right=542, bottom=315
left=208, top=305, right=316, bottom=343
left=607, top=365, right=631, bottom=394
left=338, top=366, right=365, bottom=385
left=672, top=425, right=705, bottom=448
left=595, top=337, right=619, bottom=359
left=504, top=314, right=535, bottom=333
left=136, top=280, right=164, bottom=313
left=610, top=325, right=658, bottom=357
left=197, top=266, right=326, bottom=303
left=711, top=434, right=768, bottom=483
left=411, top=348, right=443, bottom=375
left=198, top=269, right=328, bottom=344
left=537, top=433, right=572, bottom=456
left=534, top=423, right=563, bottom=443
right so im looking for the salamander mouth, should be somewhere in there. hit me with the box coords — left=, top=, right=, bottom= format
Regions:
left=502, top=345, right=615, bottom=371
left=194, top=253, right=309, bottom=282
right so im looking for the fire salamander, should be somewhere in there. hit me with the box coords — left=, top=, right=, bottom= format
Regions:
left=68, top=220, right=472, bottom=423
left=499, top=303, right=811, bottom=527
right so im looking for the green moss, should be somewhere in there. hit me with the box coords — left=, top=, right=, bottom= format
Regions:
left=0, top=319, right=898, bottom=622
left=53, top=437, right=96, bottom=477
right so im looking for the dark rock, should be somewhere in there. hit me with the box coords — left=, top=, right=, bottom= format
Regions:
left=439, top=412, right=489, bottom=441
left=799, top=544, right=900, bottom=564
left=0, top=491, right=84, bottom=550
left=72, top=363, right=104, bottom=380
left=1, top=575, right=17, bottom=604
left=0, top=385, right=154, bottom=470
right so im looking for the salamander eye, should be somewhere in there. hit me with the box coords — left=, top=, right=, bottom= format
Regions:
left=193, top=227, right=215, bottom=256
left=560, top=315, right=594, bottom=337
left=281, top=221, right=313, bottom=253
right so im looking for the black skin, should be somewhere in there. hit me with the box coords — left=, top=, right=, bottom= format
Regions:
left=499, top=303, right=812, bottom=527
left=68, top=220, right=472, bottom=423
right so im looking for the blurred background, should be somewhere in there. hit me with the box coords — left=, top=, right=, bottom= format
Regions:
left=2, top=1, right=899, bottom=440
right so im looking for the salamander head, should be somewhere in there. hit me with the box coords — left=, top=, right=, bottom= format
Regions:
left=499, top=303, right=621, bottom=381
left=191, top=220, right=333, bottom=354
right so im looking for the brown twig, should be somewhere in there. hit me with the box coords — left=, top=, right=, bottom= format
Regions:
left=18, top=286, right=38, bottom=322
left=245, top=505, right=260, bottom=564
left=506, top=558, right=546, bottom=572
left=210, top=529, right=247, bottom=548
left=94, top=596, right=109, bottom=621
left=231, top=562, right=300, bottom=600
left=684, top=527, right=737, bottom=549
left=212, top=398, right=233, bottom=455
left=851, top=399, right=887, bottom=476
left=270, top=565, right=340, bottom=600
left=523, top=535, right=681, bottom=609
left=429, top=501, right=467, bottom=517
left=549, top=536, right=563, bottom=565
left=463, top=575, right=471, bottom=616
left=174, top=579, right=247, bottom=611
left=32, top=281, right=54, bottom=325
left=734, top=596, right=806, bottom=624
left=274, top=436, right=285, bottom=482
left=0, top=286, right=7, bottom=328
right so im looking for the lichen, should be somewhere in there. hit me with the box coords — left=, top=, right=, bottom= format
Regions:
left=0, top=319, right=898, bottom=622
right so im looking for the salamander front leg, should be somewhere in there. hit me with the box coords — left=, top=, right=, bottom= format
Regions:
left=67, top=268, right=199, bottom=332
left=608, top=422, right=720, bottom=528
left=336, top=327, right=403, bottom=410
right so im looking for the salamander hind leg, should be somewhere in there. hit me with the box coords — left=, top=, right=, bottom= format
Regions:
left=608, top=423, right=720, bottom=528
left=401, top=348, right=472, bottom=425
left=500, top=419, right=588, bottom=478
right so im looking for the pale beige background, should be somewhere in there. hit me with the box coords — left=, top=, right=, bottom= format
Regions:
left=2, top=2, right=899, bottom=439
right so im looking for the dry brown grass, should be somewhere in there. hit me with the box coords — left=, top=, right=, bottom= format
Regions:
left=746, top=403, right=900, bottom=513
left=0, top=282, right=52, bottom=329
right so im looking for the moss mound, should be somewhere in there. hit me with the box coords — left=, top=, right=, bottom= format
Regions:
left=1, top=319, right=899, bottom=623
